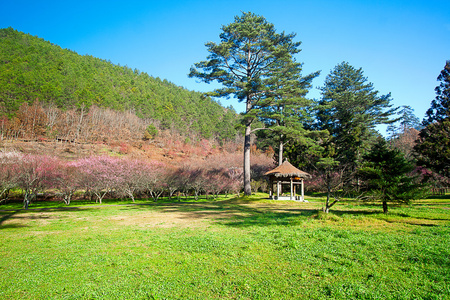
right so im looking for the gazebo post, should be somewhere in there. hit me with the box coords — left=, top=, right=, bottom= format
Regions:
left=301, top=178, right=304, bottom=201
left=290, top=177, right=293, bottom=200
left=276, top=180, right=280, bottom=199
left=269, top=178, right=272, bottom=199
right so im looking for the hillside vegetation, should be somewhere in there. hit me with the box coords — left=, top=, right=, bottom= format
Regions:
left=0, top=27, right=240, bottom=141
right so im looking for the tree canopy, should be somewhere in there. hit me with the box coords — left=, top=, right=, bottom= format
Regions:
left=189, top=12, right=309, bottom=195
left=414, top=117, right=450, bottom=179
left=423, top=60, right=450, bottom=126
left=415, top=60, right=450, bottom=179
left=316, top=61, right=397, bottom=171
left=359, top=139, right=423, bottom=213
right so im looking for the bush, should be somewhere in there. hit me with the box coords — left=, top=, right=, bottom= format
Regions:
left=143, top=124, right=158, bottom=140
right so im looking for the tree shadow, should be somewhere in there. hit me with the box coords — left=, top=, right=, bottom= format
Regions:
left=0, top=211, right=25, bottom=228
left=148, top=200, right=449, bottom=228
left=0, top=206, right=91, bottom=230
left=122, top=200, right=320, bottom=227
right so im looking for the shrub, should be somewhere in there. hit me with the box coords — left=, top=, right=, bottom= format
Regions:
left=143, top=124, right=158, bottom=140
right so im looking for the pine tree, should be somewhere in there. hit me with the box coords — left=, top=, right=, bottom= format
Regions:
left=423, top=60, right=450, bottom=126
left=414, top=118, right=450, bottom=179
left=415, top=61, right=450, bottom=179
left=316, top=62, right=397, bottom=179
left=359, top=139, right=423, bottom=213
left=258, top=62, right=319, bottom=165
left=189, top=12, right=305, bottom=195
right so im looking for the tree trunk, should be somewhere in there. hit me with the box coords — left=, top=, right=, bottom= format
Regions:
left=278, top=140, right=284, bottom=166
left=76, top=104, right=85, bottom=141
left=243, top=123, right=252, bottom=196
left=382, top=201, right=388, bottom=214
left=324, top=182, right=331, bottom=213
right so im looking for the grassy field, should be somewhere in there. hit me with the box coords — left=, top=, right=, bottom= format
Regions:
left=1, top=194, right=449, bottom=299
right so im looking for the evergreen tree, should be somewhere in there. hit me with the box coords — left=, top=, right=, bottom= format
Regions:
left=414, top=118, right=450, bottom=179
left=189, top=12, right=304, bottom=195
left=415, top=61, right=450, bottom=179
left=387, top=105, right=422, bottom=138
left=258, top=61, right=320, bottom=165
left=359, top=138, right=423, bottom=213
left=316, top=62, right=397, bottom=182
left=423, top=60, right=450, bottom=126
left=387, top=105, right=421, bottom=160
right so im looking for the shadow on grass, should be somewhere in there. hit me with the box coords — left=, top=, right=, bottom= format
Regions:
left=0, top=206, right=92, bottom=230
left=3, top=196, right=448, bottom=229
left=121, top=199, right=385, bottom=228
left=120, top=199, right=318, bottom=227
left=0, top=211, right=25, bottom=228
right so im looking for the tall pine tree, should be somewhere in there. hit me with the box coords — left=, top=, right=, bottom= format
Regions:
left=415, top=60, right=450, bottom=179
left=316, top=62, right=397, bottom=180
left=258, top=62, right=319, bottom=165
left=423, top=60, right=450, bottom=126
left=189, top=12, right=305, bottom=195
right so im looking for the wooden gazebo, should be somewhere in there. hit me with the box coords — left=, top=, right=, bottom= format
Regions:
left=264, top=161, right=311, bottom=201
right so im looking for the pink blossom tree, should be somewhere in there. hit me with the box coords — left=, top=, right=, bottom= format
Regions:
left=141, top=161, right=166, bottom=202
left=115, top=159, right=154, bottom=202
left=54, top=161, right=83, bottom=205
left=0, top=151, right=21, bottom=203
left=14, top=154, right=61, bottom=209
left=225, top=167, right=243, bottom=196
left=72, top=156, right=123, bottom=204
left=204, top=169, right=230, bottom=199
left=163, top=167, right=179, bottom=201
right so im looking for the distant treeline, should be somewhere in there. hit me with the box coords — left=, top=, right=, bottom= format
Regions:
left=0, top=27, right=240, bottom=141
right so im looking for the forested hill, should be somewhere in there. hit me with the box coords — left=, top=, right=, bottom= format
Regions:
left=0, top=27, right=239, bottom=140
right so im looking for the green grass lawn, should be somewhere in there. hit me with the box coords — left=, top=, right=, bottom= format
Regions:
left=1, top=194, right=450, bottom=299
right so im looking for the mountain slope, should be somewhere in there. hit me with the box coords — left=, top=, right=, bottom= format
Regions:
left=0, top=27, right=240, bottom=140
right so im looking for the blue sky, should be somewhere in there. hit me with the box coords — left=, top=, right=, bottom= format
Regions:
left=1, top=0, right=449, bottom=133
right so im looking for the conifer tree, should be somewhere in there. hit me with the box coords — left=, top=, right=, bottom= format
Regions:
left=423, top=60, right=450, bottom=126
left=359, top=139, right=423, bottom=213
left=415, top=61, right=450, bottom=179
left=258, top=62, right=319, bottom=166
left=316, top=62, right=397, bottom=181
left=189, top=12, right=305, bottom=195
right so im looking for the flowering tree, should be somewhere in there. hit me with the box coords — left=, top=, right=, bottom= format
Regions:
left=225, top=167, right=243, bottom=196
left=54, top=161, right=82, bottom=205
left=204, top=169, right=231, bottom=199
left=188, top=168, right=208, bottom=201
left=141, top=160, right=166, bottom=202
left=0, top=151, right=21, bottom=202
left=115, top=159, right=155, bottom=202
left=72, top=156, right=123, bottom=203
left=15, top=154, right=61, bottom=209
left=164, top=167, right=179, bottom=201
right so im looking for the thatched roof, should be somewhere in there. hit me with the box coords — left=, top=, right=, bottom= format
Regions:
left=264, top=161, right=311, bottom=179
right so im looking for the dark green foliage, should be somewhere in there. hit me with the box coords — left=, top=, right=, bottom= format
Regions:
left=258, top=62, right=320, bottom=165
left=286, top=62, right=397, bottom=212
left=415, top=61, right=450, bottom=180
left=0, top=27, right=239, bottom=140
left=423, top=60, right=450, bottom=126
left=359, top=139, right=423, bottom=213
left=316, top=62, right=397, bottom=171
left=414, top=118, right=450, bottom=179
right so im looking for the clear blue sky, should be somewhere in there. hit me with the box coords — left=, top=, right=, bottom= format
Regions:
left=2, top=0, right=449, bottom=133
